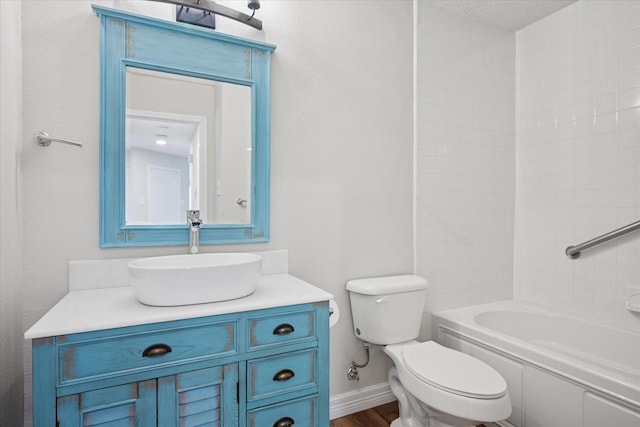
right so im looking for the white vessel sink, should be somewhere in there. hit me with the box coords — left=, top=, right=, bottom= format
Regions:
left=128, top=253, right=262, bottom=306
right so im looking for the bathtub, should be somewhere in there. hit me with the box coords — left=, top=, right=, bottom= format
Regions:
left=431, top=300, right=640, bottom=427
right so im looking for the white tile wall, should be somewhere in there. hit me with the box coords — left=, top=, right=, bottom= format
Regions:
left=417, top=0, right=640, bottom=334
left=514, top=0, right=640, bottom=330
left=415, top=3, right=516, bottom=324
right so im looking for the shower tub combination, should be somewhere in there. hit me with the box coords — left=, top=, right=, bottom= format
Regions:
left=431, top=300, right=640, bottom=427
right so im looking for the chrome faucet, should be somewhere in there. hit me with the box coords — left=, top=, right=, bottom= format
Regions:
left=187, top=210, right=202, bottom=254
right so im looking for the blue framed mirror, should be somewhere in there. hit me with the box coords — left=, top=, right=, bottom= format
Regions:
left=94, top=5, right=275, bottom=247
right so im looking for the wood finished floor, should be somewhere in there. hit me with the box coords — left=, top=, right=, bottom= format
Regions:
left=329, top=402, right=399, bottom=427
left=329, top=401, right=489, bottom=427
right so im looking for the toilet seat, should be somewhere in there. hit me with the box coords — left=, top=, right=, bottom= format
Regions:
left=403, top=341, right=507, bottom=399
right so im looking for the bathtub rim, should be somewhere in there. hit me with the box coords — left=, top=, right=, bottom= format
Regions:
left=431, top=300, right=640, bottom=412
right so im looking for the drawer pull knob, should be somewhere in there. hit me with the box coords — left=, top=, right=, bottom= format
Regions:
left=273, top=417, right=294, bottom=427
left=273, top=369, right=295, bottom=382
left=273, top=323, right=295, bottom=335
left=142, top=343, right=172, bottom=358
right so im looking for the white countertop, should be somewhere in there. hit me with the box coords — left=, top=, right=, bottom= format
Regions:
left=25, top=273, right=333, bottom=339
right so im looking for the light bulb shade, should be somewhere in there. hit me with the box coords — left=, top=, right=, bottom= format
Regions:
left=155, top=134, right=167, bottom=146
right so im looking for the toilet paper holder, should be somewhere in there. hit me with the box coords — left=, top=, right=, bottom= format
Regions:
left=328, top=300, right=340, bottom=328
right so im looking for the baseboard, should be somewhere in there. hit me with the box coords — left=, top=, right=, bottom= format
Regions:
left=329, top=382, right=396, bottom=420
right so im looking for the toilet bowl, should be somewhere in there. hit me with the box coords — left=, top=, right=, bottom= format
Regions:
left=346, top=275, right=511, bottom=427
left=385, top=340, right=510, bottom=427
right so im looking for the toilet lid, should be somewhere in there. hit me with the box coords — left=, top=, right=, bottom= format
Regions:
left=403, top=341, right=507, bottom=399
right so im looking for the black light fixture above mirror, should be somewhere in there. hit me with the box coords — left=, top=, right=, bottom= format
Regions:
left=247, top=0, right=261, bottom=17
left=148, top=0, right=262, bottom=30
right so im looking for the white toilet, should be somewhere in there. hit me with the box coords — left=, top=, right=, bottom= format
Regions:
left=346, top=275, right=511, bottom=427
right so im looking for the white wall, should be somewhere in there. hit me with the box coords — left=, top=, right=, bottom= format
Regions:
left=514, top=0, right=640, bottom=331
left=0, top=2, right=24, bottom=425
left=20, top=0, right=413, bottom=422
left=14, top=0, right=640, bottom=423
left=415, top=2, right=516, bottom=338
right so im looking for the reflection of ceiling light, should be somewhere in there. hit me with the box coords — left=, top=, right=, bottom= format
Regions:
left=155, top=134, right=167, bottom=146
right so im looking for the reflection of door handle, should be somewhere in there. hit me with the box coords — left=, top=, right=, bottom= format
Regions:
left=236, top=198, right=247, bottom=207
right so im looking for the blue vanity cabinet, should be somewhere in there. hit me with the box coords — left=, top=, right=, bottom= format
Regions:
left=31, top=302, right=330, bottom=427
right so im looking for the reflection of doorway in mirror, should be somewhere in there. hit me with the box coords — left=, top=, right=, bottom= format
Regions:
left=147, top=166, right=182, bottom=224
left=125, top=145, right=190, bottom=225
left=125, top=110, right=207, bottom=225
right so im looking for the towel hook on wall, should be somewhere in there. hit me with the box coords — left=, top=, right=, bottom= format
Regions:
left=34, top=131, right=83, bottom=148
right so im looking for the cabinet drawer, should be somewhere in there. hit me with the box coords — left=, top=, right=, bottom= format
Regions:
left=248, top=350, right=316, bottom=401
left=248, top=396, right=317, bottom=427
left=58, top=321, right=236, bottom=384
left=248, top=309, right=316, bottom=350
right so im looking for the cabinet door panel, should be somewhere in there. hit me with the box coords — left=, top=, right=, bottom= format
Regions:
left=158, top=364, right=238, bottom=427
left=57, top=380, right=156, bottom=427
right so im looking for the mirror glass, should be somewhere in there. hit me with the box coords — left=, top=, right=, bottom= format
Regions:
left=125, top=67, right=252, bottom=226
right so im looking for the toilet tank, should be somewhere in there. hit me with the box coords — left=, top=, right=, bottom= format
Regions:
left=346, top=275, right=428, bottom=345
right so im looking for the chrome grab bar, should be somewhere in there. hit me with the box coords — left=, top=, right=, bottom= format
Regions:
left=566, top=220, right=640, bottom=259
